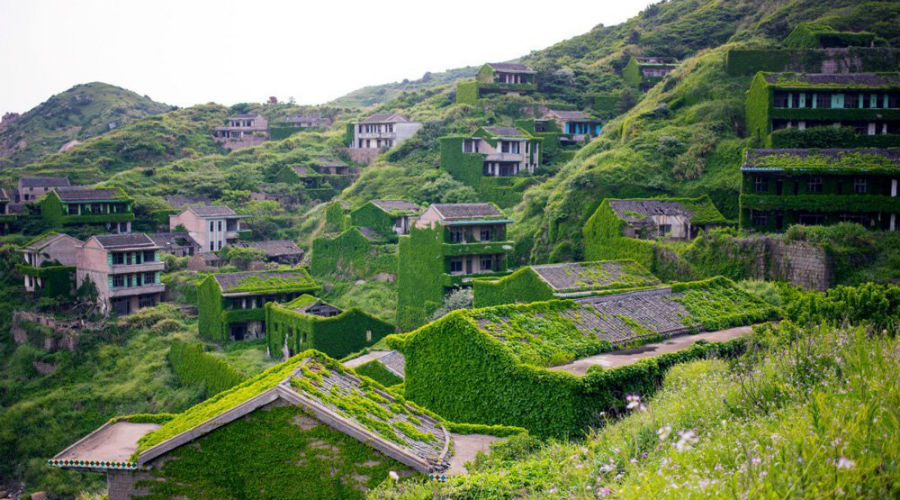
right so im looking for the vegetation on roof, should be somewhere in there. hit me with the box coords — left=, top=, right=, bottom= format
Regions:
left=225, top=269, right=319, bottom=293
left=746, top=150, right=900, bottom=174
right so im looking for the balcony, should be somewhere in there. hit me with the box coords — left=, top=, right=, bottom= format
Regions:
left=442, top=240, right=514, bottom=256
left=110, top=261, right=164, bottom=274
left=356, top=131, right=396, bottom=139
left=109, top=283, right=165, bottom=298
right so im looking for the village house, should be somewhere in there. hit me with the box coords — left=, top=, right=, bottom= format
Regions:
left=350, top=200, right=423, bottom=237
left=212, top=113, right=269, bottom=150
left=235, top=239, right=305, bottom=265
left=741, top=148, right=900, bottom=232
left=0, top=188, right=13, bottom=233
left=16, top=176, right=70, bottom=203
left=265, top=294, right=394, bottom=359
left=397, top=203, right=513, bottom=329
left=146, top=232, right=201, bottom=257
left=623, top=56, right=679, bottom=87
left=18, top=232, right=83, bottom=295
left=50, top=353, right=507, bottom=500
left=40, top=186, right=135, bottom=233
left=76, top=233, right=165, bottom=316
left=346, top=113, right=422, bottom=164
left=745, top=72, right=900, bottom=146
left=282, top=157, right=361, bottom=198
left=600, top=197, right=728, bottom=240
left=539, top=110, right=602, bottom=143
left=281, top=113, right=332, bottom=129
left=440, top=126, right=541, bottom=181
left=197, top=269, right=320, bottom=341
left=169, top=205, right=250, bottom=253
left=455, top=63, right=538, bottom=104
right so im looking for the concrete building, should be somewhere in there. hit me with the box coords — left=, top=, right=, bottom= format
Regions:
left=41, top=187, right=135, bottom=233
left=441, top=126, right=541, bottom=180
left=234, top=239, right=305, bottom=265
left=455, top=63, right=537, bottom=104
left=541, top=110, right=602, bottom=143
left=623, top=56, right=679, bottom=87
left=347, top=113, right=422, bottom=164
left=76, top=233, right=165, bottom=316
left=169, top=205, right=250, bottom=253
left=18, top=232, right=83, bottom=294
left=212, top=113, right=269, bottom=150
left=146, top=232, right=201, bottom=257
left=17, top=176, right=70, bottom=203
left=604, top=198, right=727, bottom=240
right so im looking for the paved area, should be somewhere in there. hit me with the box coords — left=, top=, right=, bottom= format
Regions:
left=550, top=325, right=754, bottom=376
left=55, top=422, right=160, bottom=462
left=447, top=433, right=502, bottom=474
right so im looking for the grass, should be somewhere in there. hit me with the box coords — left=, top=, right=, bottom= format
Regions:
left=371, top=321, right=900, bottom=499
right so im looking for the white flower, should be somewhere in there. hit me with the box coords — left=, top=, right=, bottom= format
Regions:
left=675, top=429, right=698, bottom=451
left=836, top=457, right=856, bottom=470
left=625, top=394, right=645, bottom=411
left=388, top=470, right=400, bottom=481
left=657, top=426, right=672, bottom=441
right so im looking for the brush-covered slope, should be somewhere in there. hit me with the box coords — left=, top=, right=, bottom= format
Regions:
left=328, top=66, right=478, bottom=108
left=0, top=82, right=173, bottom=169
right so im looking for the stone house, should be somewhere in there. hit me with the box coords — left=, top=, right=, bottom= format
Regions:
left=50, top=353, right=505, bottom=500
left=235, top=239, right=305, bottom=265
left=18, top=232, right=84, bottom=294
left=455, top=63, right=537, bottom=104
left=198, top=269, right=321, bottom=341
left=76, top=233, right=165, bottom=316
left=146, top=232, right=202, bottom=257
left=212, top=113, right=269, bottom=150
left=347, top=113, right=422, bottom=164
left=169, top=205, right=250, bottom=253
left=350, top=200, right=423, bottom=237
left=17, top=176, right=70, bottom=203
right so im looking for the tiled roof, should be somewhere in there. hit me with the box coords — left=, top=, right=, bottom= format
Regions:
left=165, top=195, right=210, bottom=209
left=431, top=203, right=503, bottom=220
left=213, top=269, right=318, bottom=293
left=93, top=233, right=157, bottom=250
left=361, top=113, right=410, bottom=123
left=146, top=232, right=200, bottom=249
left=53, top=187, right=126, bottom=201
left=187, top=205, right=240, bottom=217
left=487, top=62, right=535, bottom=73
left=762, top=72, right=900, bottom=87
left=608, top=199, right=694, bottom=222
left=547, top=110, right=593, bottom=121
left=236, top=239, right=304, bottom=257
left=635, top=56, right=677, bottom=64
left=370, top=200, right=422, bottom=214
left=19, top=176, right=71, bottom=188
left=21, top=232, right=83, bottom=252
left=228, top=113, right=264, bottom=119
left=530, top=261, right=660, bottom=293
left=482, top=126, right=526, bottom=137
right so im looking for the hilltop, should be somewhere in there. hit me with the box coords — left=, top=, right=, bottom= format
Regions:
left=0, top=82, right=173, bottom=169
left=328, top=66, right=478, bottom=108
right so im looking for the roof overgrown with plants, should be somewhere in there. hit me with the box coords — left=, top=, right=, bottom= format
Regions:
left=213, top=268, right=320, bottom=294
left=743, top=148, right=900, bottom=174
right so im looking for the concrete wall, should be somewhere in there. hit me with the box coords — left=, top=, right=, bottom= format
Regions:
left=764, top=239, right=832, bottom=291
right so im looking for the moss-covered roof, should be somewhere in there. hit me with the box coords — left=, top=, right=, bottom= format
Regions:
left=607, top=196, right=729, bottom=225
left=530, top=260, right=661, bottom=293
left=760, top=71, right=900, bottom=89
left=213, top=268, right=320, bottom=295
left=743, top=148, right=900, bottom=174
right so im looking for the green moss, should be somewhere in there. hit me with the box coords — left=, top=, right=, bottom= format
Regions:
left=352, top=360, right=403, bottom=388
left=168, top=340, right=248, bottom=397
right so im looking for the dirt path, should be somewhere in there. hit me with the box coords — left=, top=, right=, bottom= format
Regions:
left=550, top=325, right=754, bottom=376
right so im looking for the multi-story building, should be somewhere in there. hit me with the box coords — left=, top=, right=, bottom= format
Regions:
left=539, top=110, right=603, bottom=143
left=17, top=176, right=70, bottom=203
left=441, top=126, right=541, bottom=179
left=146, top=232, right=201, bottom=257
left=76, top=233, right=165, bottom=315
left=212, top=113, right=269, bottom=150
left=740, top=148, right=900, bottom=232
left=745, top=72, right=900, bottom=146
left=397, top=203, right=513, bottom=329
left=169, top=205, right=250, bottom=253
left=622, top=56, right=678, bottom=87
left=18, top=232, right=83, bottom=296
left=456, top=63, right=537, bottom=104
left=40, top=186, right=134, bottom=233
left=346, top=113, right=422, bottom=164
left=0, top=188, right=13, bottom=233
left=350, top=200, right=423, bottom=237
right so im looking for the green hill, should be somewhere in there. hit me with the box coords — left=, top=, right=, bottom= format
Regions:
left=0, top=82, right=173, bottom=169
left=328, top=66, right=478, bottom=108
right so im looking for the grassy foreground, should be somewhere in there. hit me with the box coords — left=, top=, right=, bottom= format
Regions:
left=371, top=322, right=900, bottom=499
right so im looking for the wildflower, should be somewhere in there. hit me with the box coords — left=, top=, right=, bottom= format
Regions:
left=625, top=394, right=646, bottom=411
left=630, top=458, right=638, bottom=465
left=599, top=462, right=615, bottom=473
left=675, top=429, right=698, bottom=451
left=657, top=425, right=672, bottom=441
left=388, top=470, right=399, bottom=481
left=597, top=487, right=612, bottom=498
left=836, top=457, right=856, bottom=469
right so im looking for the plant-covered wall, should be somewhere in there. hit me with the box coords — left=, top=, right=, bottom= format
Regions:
left=349, top=202, right=398, bottom=239
left=16, top=264, right=76, bottom=298
left=622, top=57, right=642, bottom=87
left=197, top=275, right=226, bottom=340
left=396, top=225, right=445, bottom=331
left=472, top=267, right=554, bottom=308
left=725, top=47, right=900, bottom=76
left=352, top=360, right=403, bottom=388
left=783, top=23, right=879, bottom=49
left=310, top=228, right=397, bottom=279
left=167, top=339, right=248, bottom=397
left=455, top=81, right=479, bottom=106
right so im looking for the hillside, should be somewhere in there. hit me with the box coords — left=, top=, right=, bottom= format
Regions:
left=328, top=66, right=478, bottom=108
left=0, top=82, right=173, bottom=169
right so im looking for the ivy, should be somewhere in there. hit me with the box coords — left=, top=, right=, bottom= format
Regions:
left=167, top=340, right=248, bottom=397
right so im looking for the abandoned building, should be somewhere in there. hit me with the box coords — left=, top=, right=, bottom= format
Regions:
left=623, top=56, right=679, bottom=87
left=346, top=113, right=422, bottom=164
left=746, top=72, right=900, bottom=146
left=50, top=353, right=504, bottom=500
left=540, top=110, right=602, bottom=143
left=169, top=205, right=250, bottom=253
left=16, top=176, right=71, bottom=203
left=76, top=233, right=165, bottom=316
left=18, top=232, right=83, bottom=295
left=40, top=186, right=135, bottom=233
left=741, top=148, right=900, bottom=232
left=212, top=113, right=269, bottom=150
left=601, top=197, right=728, bottom=240
left=280, top=113, right=332, bottom=129
left=264, top=295, right=394, bottom=359
left=0, top=188, right=12, bottom=233
left=440, top=126, right=541, bottom=182
left=146, top=232, right=201, bottom=257
left=350, top=200, right=423, bottom=237
left=197, top=269, right=321, bottom=341
left=235, top=239, right=305, bottom=265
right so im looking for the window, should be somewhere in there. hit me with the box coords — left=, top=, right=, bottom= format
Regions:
left=658, top=224, right=672, bottom=235
left=773, top=92, right=789, bottom=108
left=143, top=250, right=155, bottom=262
left=217, top=240, right=222, bottom=250
left=144, top=272, right=156, bottom=284
left=210, top=242, right=215, bottom=252
left=112, top=275, right=125, bottom=288
left=449, top=259, right=463, bottom=273
left=816, top=94, right=831, bottom=108
left=754, top=177, right=769, bottom=193
left=807, top=177, right=823, bottom=193
left=845, top=93, right=859, bottom=108
left=112, top=253, right=125, bottom=265
left=854, top=178, right=867, bottom=194
left=210, top=221, right=215, bottom=232
left=480, top=228, right=493, bottom=241
left=480, top=256, right=494, bottom=271
left=752, top=211, right=769, bottom=227
left=798, top=214, right=826, bottom=225
left=218, top=221, right=223, bottom=231
left=449, top=229, right=464, bottom=243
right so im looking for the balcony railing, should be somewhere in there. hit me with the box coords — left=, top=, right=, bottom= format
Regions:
left=109, top=283, right=165, bottom=298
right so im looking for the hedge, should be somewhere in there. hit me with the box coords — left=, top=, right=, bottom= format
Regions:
left=352, top=360, right=404, bottom=387
left=167, top=340, right=248, bottom=397
left=310, top=227, right=397, bottom=279
left=396, top=225, right=449, bottom=331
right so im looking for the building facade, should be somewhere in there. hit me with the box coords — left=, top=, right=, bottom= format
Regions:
left=169, top=205, right=250, bottom=252
left=39, top=187, right=134, bottom=233
left=346, top=113, right=422, bottom=164
left=622, top=56, right=678, bottom=87
left=212, top=113, right=269, bottom=150
left=17, top=176, right=70, bottom=203
left=76, top=234, right=165, bottom=315
left=18, top=232, right=83, bottom=296
left=540, top=110, right=602, bottom=143
left=146, top=232, right=201, bottom=257
left=350, top=200, right=423, bottom=237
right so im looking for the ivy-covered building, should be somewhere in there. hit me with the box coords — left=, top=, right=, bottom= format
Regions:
left=235, top=239, right=305, bottom=265
left=396, top=203, right=514, bottom=330
left=472, top=260, right=661, bottom=307
left=745, top=72, right=900, bottom=147
left=279, top=157, right=361, bottom=201
left=350, top=200, right=423, bottom=238
left=198, top=269, right=321, bottom=341
left=0, top=188, right=14, bottom=233
left=540, top=110, right=602, bottom=143
left=456, top=63, right=537, bottom=104
left=394, top=277, right=778, bottom=438
left=212, top=113, right=269, bottom=150
left=18, top=232, right=83, bottom=297
left=346, top=113, right=422, bottom=164
left=39, top=187, right=135, bottom=234
left=265, top=295, right=394, bottom=359
left=622, top=56, right=678, bottom=87
left=740, top=148, right=900, bottom=232
left=76, top=233, right=165, bottom=316
left=783, top=22, right=881, bottom=49
left=50, top=353, right=509, bottom=500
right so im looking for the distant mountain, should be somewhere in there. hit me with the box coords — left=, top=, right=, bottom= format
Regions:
left=0, top=82, right=173, bottom=169
left=328, top=66, right=478, bottom=108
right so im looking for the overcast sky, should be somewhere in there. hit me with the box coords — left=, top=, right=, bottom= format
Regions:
left=0, top=0, right=653, bottom=114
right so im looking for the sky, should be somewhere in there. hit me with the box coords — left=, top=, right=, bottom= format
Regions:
left=0, top=0, right=654, bottom=114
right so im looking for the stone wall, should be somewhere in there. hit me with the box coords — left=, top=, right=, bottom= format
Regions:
left=764, top=239, right=832, bottom=291
left=9, top=311, right=102, bottom=351
left=346, top=147, right=381, bottom=165
left=107, top=470, right=154, bottom=500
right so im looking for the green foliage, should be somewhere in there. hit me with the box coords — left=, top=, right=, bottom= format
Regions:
left=770, top=126, right=900, bottom=148
left=324, top=201, right=349, bottom=233
left=167, top=340, right=248, bottom=397
left=669, top=276, right=780, bottom=330
left=16, top=264, right=76, bottom=298
left=439, top=135, right=537, bottom=208
left=310, top=228, right=397, bottom=279
left=455, top=81, right=479, bottom=106
left=783, top=22, right=879, bottom=48
left=353, top=360, right=404, bottom=388
left=217, top=246, right=268, bottom=270
left=621, top=57, right=642, bottom=87
left=396, top=226, right=446, bottom=331
left=196, top=275, right=226, bottom=340
left=782, top=282, right=900, bottom=331
left=725, top=47, right=900, bottom=75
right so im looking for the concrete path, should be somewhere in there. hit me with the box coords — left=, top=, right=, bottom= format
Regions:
left=550, top=325, right=754, bottom=376
left=447, top=433, right=502, bottom=474
left=55, top=422, right=161, bottom=462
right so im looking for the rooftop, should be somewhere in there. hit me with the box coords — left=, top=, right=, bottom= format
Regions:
left=635, top=56, right=678, bottom=64
left=431, top=203, right=504, bottom=221
left=762, top=72, right=900, bottom=87
left=236, top=239, right=304, bottom=257
left=19, top=176, right=71, bottom=188
left=529, top=260, right=661, bottom=293
left=93, top=233, right=158, bottom=250
left=344, top=350, right=407, bottom=380
left=370, top=200, right=422, bottom=214
left=311, top=157, right=348, bottom=168
left=185, top=205, right=246, bottom=218
left=486, top=62, right=535, bottom=74
left=546, top=110, right=594, bottom=121
left=281, top=294, right=342, bottom=316
left=53, top=187, right=127, bottom=202
left=743, top=148, right=900, bottom=173
left=146, top=232, right=200, bottom=249
left=212, top=269, right=319, bottom=295
left=21, top=232, right=83, bottom=252
left=228, top=113, right=264, bottom=119
left=361, top=113, right=410, bottom=124
left=607, top=196, right=728, bottom=225
left=482, top=126, right=526, bottom=137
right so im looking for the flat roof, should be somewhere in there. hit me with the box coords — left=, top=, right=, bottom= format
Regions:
left=50, top=421, right=159, bottom=470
